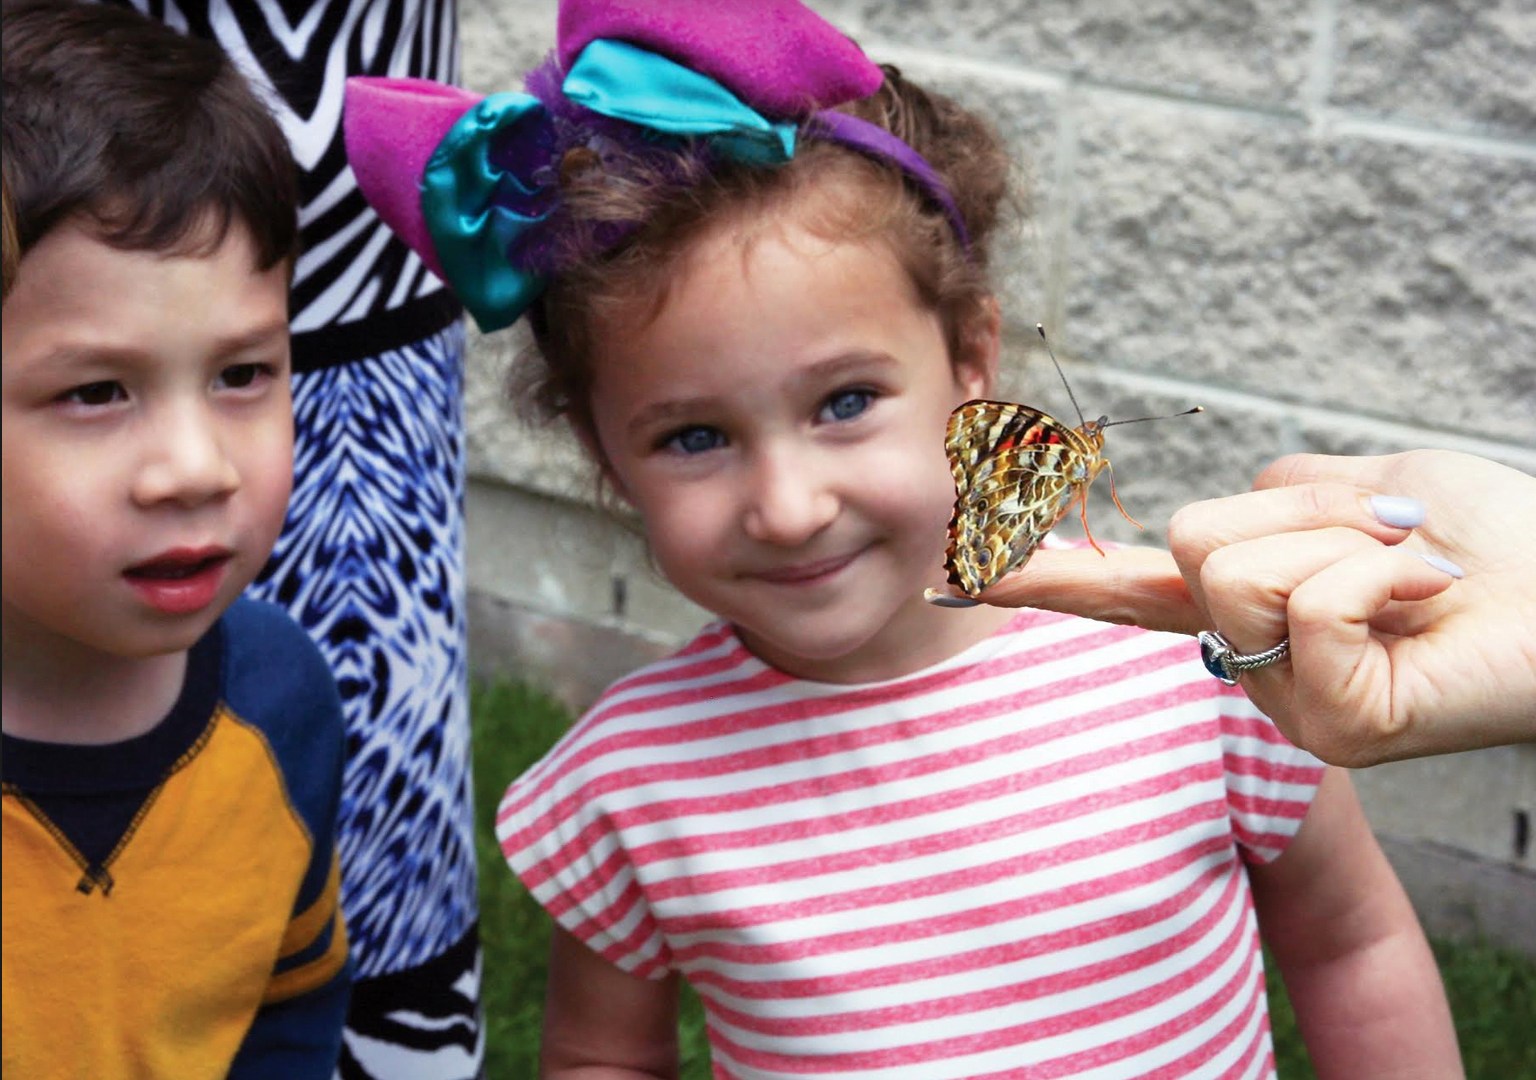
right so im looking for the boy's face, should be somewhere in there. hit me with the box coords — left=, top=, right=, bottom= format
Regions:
left=1, top=220, right=293, bottom=664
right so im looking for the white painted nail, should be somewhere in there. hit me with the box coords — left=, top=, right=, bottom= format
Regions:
left=1415, top=552, right=1465, bottom=579
left=924, top=587, right=981, bottom=608
left=1370, top=495, right=1426, bottom=529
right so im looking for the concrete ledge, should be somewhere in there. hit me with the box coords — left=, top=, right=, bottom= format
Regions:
left=1375, top=834, right=1536, bottom=957
left=467, top=588, right=675, bottom=718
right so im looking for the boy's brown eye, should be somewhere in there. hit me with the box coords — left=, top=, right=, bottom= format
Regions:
left=64, top=381, right=124, bottom=406
left=218, top=363, right=264, bottom=389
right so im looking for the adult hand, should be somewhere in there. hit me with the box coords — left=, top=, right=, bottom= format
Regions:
left=952, top=450, right=1536, bottom=767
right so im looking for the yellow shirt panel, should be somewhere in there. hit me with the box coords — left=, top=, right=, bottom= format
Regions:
left=1, top=706, right=314, bottom=1080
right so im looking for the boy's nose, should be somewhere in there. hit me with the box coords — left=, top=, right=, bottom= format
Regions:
left=741, top=445, right=840, bottom=547
left=132, top=403, right=241, bottom=508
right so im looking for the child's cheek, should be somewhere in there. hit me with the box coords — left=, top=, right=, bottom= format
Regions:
left=247, top=413, right=296, bottom=544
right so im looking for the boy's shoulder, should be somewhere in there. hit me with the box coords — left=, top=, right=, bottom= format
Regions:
left=214, top=598, right=344, bottom=764
left=217, top=597, right=338, bottom=716
left=212, top=598, right=345, bottom=841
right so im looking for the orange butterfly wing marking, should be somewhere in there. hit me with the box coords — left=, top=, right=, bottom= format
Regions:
left=944, top=399, right=1107, bottom=597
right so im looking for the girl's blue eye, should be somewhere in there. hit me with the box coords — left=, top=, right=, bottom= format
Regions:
left=821, top=388, right=874, bottom=423
left=62, top=381, right=126, bottom=407
left=665, top=426, right=725, bottom=455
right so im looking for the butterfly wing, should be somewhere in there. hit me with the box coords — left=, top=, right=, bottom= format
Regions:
left=944, top=399, right=1104, bottom=596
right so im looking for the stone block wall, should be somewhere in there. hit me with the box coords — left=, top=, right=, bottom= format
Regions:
left=457, top=1, right=1536, bottom=951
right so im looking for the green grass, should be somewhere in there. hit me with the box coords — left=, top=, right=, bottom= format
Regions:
left=472, top=678, right=1536, bottom=1078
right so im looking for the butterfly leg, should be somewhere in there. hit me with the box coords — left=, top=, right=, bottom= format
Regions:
left=1078, top=488, right=1108, bottom=558
left=1104, top=459, right=1145, bottom=531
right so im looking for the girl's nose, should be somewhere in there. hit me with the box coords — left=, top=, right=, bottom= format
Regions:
left=741, top=445, right=840, bottom=547
left=131, top=402, right=241, bottom=508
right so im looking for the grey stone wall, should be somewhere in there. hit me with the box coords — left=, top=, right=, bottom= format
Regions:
left=457, top=1, right=1536, bottom=950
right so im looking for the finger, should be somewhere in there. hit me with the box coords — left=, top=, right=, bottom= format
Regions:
left=1198, top=527, right=1396, bottom=657
left=1277, top=547, right=1466, bottom=745
left=1167, top=483, right=1421, bottom=616
left=1252, top=452, right=1396, bottom=493
left=968, top=547, right=1206, bottom=635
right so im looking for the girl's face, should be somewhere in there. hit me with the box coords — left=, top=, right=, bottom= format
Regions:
left=588, top=217, right=1013, bottom=683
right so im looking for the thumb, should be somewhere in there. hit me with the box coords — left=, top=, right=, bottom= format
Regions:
left=973, top=547, right=1206, bottom=635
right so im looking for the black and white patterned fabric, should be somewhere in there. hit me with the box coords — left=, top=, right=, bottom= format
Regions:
left=103, top=3, right=483, bottom=1077
left=250, top=322, right=480, bottom=1080
left=117, top=0, right=463, bottom=364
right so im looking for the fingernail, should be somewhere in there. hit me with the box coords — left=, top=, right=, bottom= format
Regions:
left=1370, top=495, right=1426, bottom=529
left=1415, top=552, right=1464, bottom=579
left=924, top=587, right=981, bottom=608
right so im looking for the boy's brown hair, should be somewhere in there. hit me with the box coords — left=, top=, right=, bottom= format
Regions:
left=1, top=0, right=298, bottom=273
left=1, top=169, right=17, bottom=300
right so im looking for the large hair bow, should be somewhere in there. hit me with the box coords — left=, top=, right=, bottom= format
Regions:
left=344, top=0, right=964, bottom=332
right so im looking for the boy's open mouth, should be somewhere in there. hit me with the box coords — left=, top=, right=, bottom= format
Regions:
left=125, top=548, right=232, bottom=580
left=123, top=547, right=233, bottom=616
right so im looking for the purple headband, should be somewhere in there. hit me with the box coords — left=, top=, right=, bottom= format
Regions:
left=344, top=0, right=969, bottom=331
left=809, top=111, right=970, bottom=250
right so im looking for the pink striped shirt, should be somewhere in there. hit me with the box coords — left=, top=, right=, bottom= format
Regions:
left=498, top=609, right=1324, bottom=1079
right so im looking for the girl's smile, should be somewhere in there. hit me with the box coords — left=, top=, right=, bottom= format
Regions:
left=742, top=545, right=870, bottom=586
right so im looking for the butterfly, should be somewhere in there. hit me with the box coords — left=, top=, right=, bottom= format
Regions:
left=942, top=326, right=1201, bottom=598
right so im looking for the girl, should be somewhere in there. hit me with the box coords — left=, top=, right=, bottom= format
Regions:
left=345, top=2, right=1459, bottom=1076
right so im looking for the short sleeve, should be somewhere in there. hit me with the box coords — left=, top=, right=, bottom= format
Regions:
left=1217, top=687, right=1326, bottom=865
left=496, top=746, right=673, bottom=981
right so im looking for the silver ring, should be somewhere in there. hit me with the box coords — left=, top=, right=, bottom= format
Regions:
left=1198, top=630, right=1289, bottom=686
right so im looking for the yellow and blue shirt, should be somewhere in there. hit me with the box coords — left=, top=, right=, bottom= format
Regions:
left=2, top=598, right=351, bottom=1079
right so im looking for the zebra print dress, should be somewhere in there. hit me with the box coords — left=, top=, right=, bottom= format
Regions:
left=107, top=3, right=482, bottom=1077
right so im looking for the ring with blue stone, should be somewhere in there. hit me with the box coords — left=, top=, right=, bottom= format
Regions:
left=1198, top=630, right=1290, bottom=686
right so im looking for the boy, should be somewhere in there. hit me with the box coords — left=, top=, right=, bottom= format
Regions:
left=1, top=2, right=350, bottom=1076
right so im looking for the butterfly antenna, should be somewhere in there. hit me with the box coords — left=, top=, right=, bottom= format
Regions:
left=1100, top=406, right=1205, bottom=429
left=1037, top=323, right=1088, bottom=429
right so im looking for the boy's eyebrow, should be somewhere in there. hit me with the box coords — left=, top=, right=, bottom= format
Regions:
left=212, top=320, right=291, bottom=354
left=27, top=321, right=291, bottom=370
left=625, top=350, right=899, bottom=438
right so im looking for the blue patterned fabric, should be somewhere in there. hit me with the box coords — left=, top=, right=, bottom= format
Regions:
left=249, top=322, right=476, bottom=979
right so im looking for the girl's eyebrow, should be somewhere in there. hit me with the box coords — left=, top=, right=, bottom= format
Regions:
left=789, top=349, right=899, bottom=390
left=624, top=350, right=899, bottom=439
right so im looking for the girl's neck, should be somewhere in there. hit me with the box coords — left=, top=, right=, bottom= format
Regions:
left=1, top=622, right=187, bottom=746
left=738, top=596, right=1017, bottom=686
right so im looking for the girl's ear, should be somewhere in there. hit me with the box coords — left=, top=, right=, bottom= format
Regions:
left=953, top=294, right=1002, bottom=401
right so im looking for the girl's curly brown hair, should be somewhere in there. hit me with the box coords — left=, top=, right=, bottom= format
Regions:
left=516, top=64, right=1019, bottom=455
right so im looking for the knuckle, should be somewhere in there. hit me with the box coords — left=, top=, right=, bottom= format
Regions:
left=1284, top=589, right=1335, bottom=634
left=1199, top=544, right=1261, bottom=601
left=1256, top=453, right=1309, bottom=490
left=1166, top=501, right=1216, bottom=556
left=1293, top=481, right=1336, bottom=525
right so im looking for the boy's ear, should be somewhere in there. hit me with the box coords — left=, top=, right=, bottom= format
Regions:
left=952, top=295, right=1002, bottom=401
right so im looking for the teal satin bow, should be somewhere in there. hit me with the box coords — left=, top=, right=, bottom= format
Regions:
left=420, top=39, right=798, bottom=331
